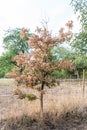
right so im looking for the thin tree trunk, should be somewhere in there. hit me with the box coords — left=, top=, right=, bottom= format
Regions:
left=75, top=70, right=79, bottom=79
left=40, top=82, right=44, bottom=119
left=39, top=81, right=44, bottom=130
left=82, top=69, right=85, bottom=97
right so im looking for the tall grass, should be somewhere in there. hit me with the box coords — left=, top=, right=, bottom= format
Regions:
left=0, top=79, right=87, bottom=129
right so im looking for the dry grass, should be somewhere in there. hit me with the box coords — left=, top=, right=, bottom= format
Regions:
left=0, top=79, right=87, bottom=130
left=0, top=78, right=16, bottom=86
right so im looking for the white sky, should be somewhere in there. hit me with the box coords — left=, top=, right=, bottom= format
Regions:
left=0, top=0, right=81, bottom=55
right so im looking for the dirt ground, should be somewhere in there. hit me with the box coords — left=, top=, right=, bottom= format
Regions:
left=0, top=79, right=87, bottom=130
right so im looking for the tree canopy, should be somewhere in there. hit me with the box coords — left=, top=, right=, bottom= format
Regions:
left=69, top=0, right=87, bottom=77
left=7, top=21, right=74, bottom=118
left=71, top=0, right=87, bottom=27
left=71, top=0, right=87, bottom=54
left=3, top=28, right=31, bottom=54
left=0, top=28, right=31, bottom=77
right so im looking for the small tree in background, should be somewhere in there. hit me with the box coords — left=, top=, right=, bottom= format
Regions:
left=7, top=21, right=74, bottom=120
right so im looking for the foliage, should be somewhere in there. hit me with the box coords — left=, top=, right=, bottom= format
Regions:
left=7, top=21, right=74, bottom=88
left=71, top=0, right=87, bottom=55
left=71, top=0, right=87, bottom=27
left=70, top=26, right=87, bottom=55
left=0, top=52, right=14, bottom=77
left=73, top=54, right=87, bottom=77
left=3, top=28, right=31, bottom=54
left=26, top=94, right=37, bottom=101
left=13, top=87, right=37, bottom=100
left=0, top=28, right=31, bottom=77
left=52, top=70, right=66, bottom=78
left=70, top=0, right=87, bottom=77
left=7, top=21, right=74, bottom=118
left=74, top=55, right=87, bottom=69
left=66, top=52, right=87, bottom=77
left=51, top=46, right=75, bottom=78
left=52, top=46, right=71, bottom=61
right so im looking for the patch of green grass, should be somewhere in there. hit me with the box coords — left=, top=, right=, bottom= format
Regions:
left=26, top=93, right=37, bottom=101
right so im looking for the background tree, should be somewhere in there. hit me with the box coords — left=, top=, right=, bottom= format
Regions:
left=70, top=0, right=87, bottom=55
left=0, top=52, right=14, bottom=78
left=71, top=0, right=87, bottom=27
left=51, top=46, right=74, bottom=78
left=3, top=28, right=31, bottom=54
left=70, top=0, right=87, bottom=78
left=52, top=46, right=71, bottom=61
left=70, top=27, right=87, bottom=55
left=0, top=28, right=31, bottom=77
left=69, top=0, right=87, bottom=95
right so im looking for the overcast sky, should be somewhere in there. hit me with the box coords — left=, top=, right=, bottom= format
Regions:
left=0, top=0, right=81, bottom=55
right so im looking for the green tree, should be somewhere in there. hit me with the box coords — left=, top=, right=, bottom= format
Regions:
left=51, top=46, right=73, bottom=78
left=71, top=0, right=87, bottom=27
left=52, top=46, right=71, bottom=61
left=3, top=28, right=31, bottom=54
left=0, top=52, right=14, bottom=77
left=70, top=0, right=87, bottom=79
left=70, top=0, right=87, bottom=55
left=67, top=53, right=87, bottom=77
left=71, top=27, right=87, bottom=55
left=0, top=28, right=31, bottom=77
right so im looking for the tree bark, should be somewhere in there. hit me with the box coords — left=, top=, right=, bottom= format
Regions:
left=40, top=82, right=44, bottom=119
left=75, top=69, right=79, bottom=79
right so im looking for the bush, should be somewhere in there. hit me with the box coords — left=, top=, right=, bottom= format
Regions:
left=52, top=70, right=65, bottom=78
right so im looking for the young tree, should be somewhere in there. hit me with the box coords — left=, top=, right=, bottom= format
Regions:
left=7, top=21, right=74, bottom=119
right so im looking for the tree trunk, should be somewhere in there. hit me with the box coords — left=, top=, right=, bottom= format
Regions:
left=75, top=70, right=79, bottom=79
left=40, top=82, right=44, bottom=119
left=82, top=69, right=85, bottom=97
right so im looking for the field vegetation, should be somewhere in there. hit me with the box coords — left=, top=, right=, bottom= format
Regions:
left=0, top=79, right=87, bottom=130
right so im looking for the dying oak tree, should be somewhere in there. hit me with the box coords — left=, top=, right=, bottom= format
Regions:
left=7, top=21, right=74, bottom=119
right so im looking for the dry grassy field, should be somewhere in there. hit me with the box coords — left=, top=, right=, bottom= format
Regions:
left=0, top=78, right=87, bottom=130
